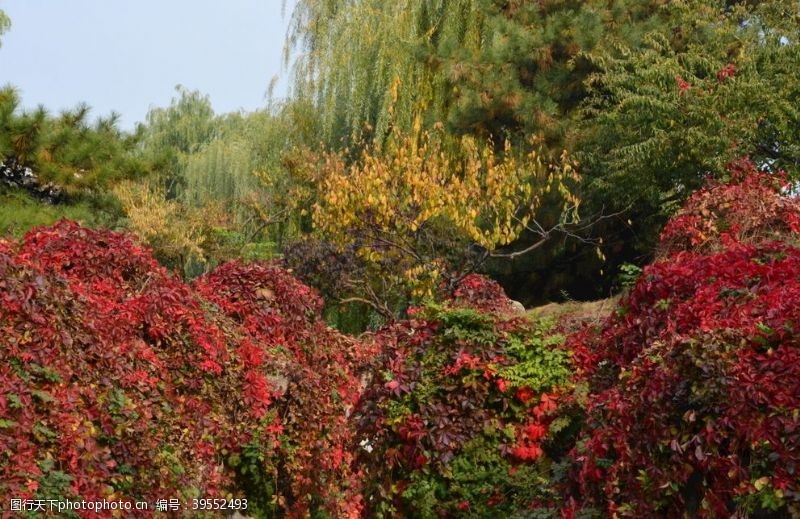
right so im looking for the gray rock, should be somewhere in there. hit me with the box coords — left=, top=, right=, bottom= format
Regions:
left=266, top=374, right=289, bottom=396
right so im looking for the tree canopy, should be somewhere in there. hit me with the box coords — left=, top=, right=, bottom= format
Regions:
left=287, top=0, right=800, bottom=209
left=287, top=0, right=673, bottom=148
left=286, top=0, right=800, bottom=302
left=575, top=0, right=800, bottom=218
left=0, top=86, right=150, bottom=196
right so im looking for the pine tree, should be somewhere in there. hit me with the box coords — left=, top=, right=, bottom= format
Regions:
left=0, top=86, right=149, bottom=198
left=286, top=0, right=673, bottom=149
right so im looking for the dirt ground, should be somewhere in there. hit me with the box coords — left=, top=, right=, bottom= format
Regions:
left=526, top=296, right=620, bottom=331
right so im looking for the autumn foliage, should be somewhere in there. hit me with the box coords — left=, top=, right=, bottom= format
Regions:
left=0, top=219, right=575, bottom=517
left=354, top=275, right=577, bottom=517
left=3, top=159, right=800, bottom=518
left=566, top=162, right=800, bottom=516
left=296, top=130, right=580, bottom=305
left=351, top=176, right=800, bottom=517
left=658, top=158, right=800, bottom=256
left=0, top=221, right=369, bottom=517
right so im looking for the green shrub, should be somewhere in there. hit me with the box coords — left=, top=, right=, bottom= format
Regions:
left=355, top=278, right=582, bottom=516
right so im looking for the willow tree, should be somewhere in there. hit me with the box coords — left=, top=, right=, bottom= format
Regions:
left=140, top=86, right=217, bottom=198
left=179, top=106, right=316, bottom=249
left=287, top=0, right=484, bottom=147
left=141, top=89, right=266, bottom=229
left=286, top=0, right=676, bottom=149
left=135, top=88, right=320, bottom=272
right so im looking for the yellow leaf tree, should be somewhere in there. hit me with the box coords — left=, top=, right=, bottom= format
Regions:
left=296, top=129, right=581, bottom=314
left=113, top=180, right=234, bottom=275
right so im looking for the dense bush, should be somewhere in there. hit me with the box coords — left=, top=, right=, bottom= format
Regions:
left=193, top=262, right=375, bottom=516
left=354, top=275, right=579, bottom=517
left=0, top=221, right=369, bottom=517
left=658, top=158, right=800, bottom=256
left=282, top=237, right=363, bottom=305
left=566, top=165, right=800, bottom=516
left=448, top=273, right=524, bottom=314
left=5, top=158, right=800, bottom=518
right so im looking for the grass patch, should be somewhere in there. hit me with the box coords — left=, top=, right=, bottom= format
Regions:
left=0, top=190, right=109, bottom=237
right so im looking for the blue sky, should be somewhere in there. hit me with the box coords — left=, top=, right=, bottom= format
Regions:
left=0, top=0, right=291, bottom=129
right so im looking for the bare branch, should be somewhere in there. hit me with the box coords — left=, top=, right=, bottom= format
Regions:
left=489, top=234, right=551, bottom=260
left=338, top=295, right=394, bottom=320
left=490, top=205, right=630, bottom=260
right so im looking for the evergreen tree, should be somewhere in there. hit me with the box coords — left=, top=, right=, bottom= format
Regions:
left=287, top=0, right=672, bottom=148
left=431, top=0, right=669, bottom=145
left=0, top=86, right=149, bottom=197
left=0, top=85, right=154, bottom=236
left=575, top=0, right=800, bottom=220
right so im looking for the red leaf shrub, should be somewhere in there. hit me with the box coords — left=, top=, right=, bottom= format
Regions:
left=0, top=221, right=369, bottom=517
left=449, top=273, right=521, bottom=314
left=8, top=154, right=800, bottom=517
left=658, top=157, right=800, bottom=256
left=567, top=163, right=800, bottom=516
left=354, top=278, right=578, bottom=517
left=194, top=262, right=377, bottom=517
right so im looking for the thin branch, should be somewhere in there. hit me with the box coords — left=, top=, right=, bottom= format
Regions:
left=242, top=207, right=291, bottom=245
left=489, top=234, right=551, bottom=260
left=371, top=232, right=423, bottom=261
left=338, top=296, right=393, bottom=320
left=489, top=206, right=630, bottom=260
